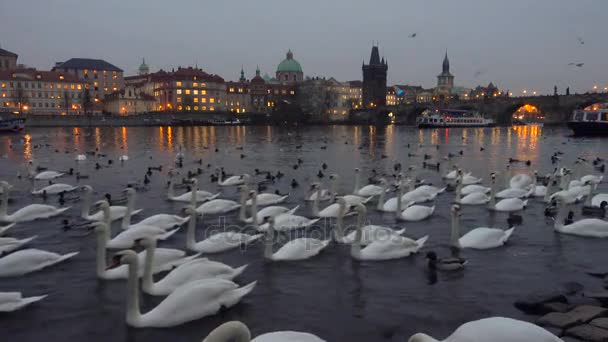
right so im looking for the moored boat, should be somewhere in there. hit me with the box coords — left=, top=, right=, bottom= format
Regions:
left=417, top=109, right=494, bottom=128
left=567, top=106, right=608, bottom=136
left=0, top=112, right=26, bottom=133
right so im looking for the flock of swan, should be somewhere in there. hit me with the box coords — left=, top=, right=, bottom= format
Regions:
left=0, top=146, right=607, bottom=342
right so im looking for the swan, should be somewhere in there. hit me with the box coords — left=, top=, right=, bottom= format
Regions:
left=80, top=185, right=143, bottom=221
left=0, top=248, right=79, bottom=277
left=454, top=178, right=490, bottom=205
left=510, top=173, right=533, bottom=190
left=443, top=165, right=467, bottom=180
left=245, top=190, right=299, bottom=226
left=33, top=171, right=64, bottom=181
left=75, top=154, right=87, bottom=161
left=0, top=223, right=15, bottom=236
left=195, top=186, right=243, bottom=216
left=184, top=206, right=262, bottom=253
left=350, top=204, right=428, bottom=261
left=376, top=178, right=404, bottom=212
left=312, top=185, right=351, bottom=218
left=108, top=249, right=256, bottom=328
left=243, top=185, right=288, bottom=206
left=408, top=317, right=562, bottom=342
left=140, top=237, right=248, bottom=296
left=167, top=179, right=219, bottom=204
left=328, top=174, right=373, bottom=205
left=121, top=188, right=189, bottom=230
left=31, top=183, right=78, bottom=196
left=0, top=184, right=70, bottom=223
left=532, top=171, right=548, bottom=197
left=0, top=292, right=47, bottom=312
left=263, top=216, right=330, bottom=261
left=460, top=184, right=491, bottom=196
left=549, top=186, right=586, bottom=204
left=256, top=211, right=320, bottom=232
left=0, top=236, right=37, bottom=255
left=353, top=168, right=386, bottom=196
left=396, top=189, right=434, bottom=222
left=202, top=320, right=326, bottom=342
left=495, top=186, right=533, bottom=199
left=590, top=193, right=608, bottom=207
left=581, top=174, right=603, bottom=185
left=92, top=221, right=198, bottom=280
left=119, top=155, right=129, bottom=162
left=305, top=182, right=331, bottom=202
left=217, top=169, right=249, bottom=186
left=400, top=179, right=438, bottom=204
left=553, top=198, right=608, bottom=238
left=487, top=175, right=527, bottom=212
left=450, top=204, right=514, bottom=249
left=335, top=198, right=406, bottom=245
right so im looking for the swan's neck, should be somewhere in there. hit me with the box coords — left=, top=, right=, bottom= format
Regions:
left=203, top=321, right=251, bottom=342
left=312, top=188, right=321, bottom=216
left=505, top=167, right=512, bottom=188
left=354, top=172, right=360, bottom=193
left=238, top=186, right=248, bottom=221
left=141, top=241, right=156, bottom=294
left=489, top=181, right=496, bottom=208
left=377, top=182, right=387, bottom=210
left=350, top=211, right=364, bottom=259
left=125, top=258, right=142, bottom=327
left=0, top=190, right=8, bottom=217
left=455, top=180, right=463, bottom=202
left=250, top=197, right=258, bottom=227
left=121, top=194, right=135, bottom=229
left=330, top=178, right=337, bottom=202
left=584, top=185, right=596, bottom=206
left=81, top=190, right=92, bottom=218
left=554, top=202, right=567, bottom=231
left=450, top=213, right=461, bottom=248
left=217, top=170, right=223, bottom=185
left=263, top=222, right=274, bottom=259
left=544, top=177, right=554, bottom=202
left=396, top=184, right=404, bottom=218
left=561, top=173, right=570, bottom=190
left=186, top=211, right=198, bottom=250
left=335, top=203, right=345, bottom=241
left=189, top=181, right=197, bottom=207
left=95, top=230, right=108, bottom=278
left=167, top=181, right=175, bottom=200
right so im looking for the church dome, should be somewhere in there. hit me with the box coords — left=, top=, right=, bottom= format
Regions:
left=276, top=50, right=302, bottom=73
left=138, top=58, right=149, bottom=75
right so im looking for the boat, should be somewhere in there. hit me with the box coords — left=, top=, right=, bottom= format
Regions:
left=211, top=118, right=241, bottom=126
left=0, top=112, right=26, bottom=133
left=568, top=106, right=608, bottom=136
left=417, top=109, right=494, bottom=128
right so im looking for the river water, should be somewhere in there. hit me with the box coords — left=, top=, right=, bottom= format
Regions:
left=0, top=125, right=606, bottom=341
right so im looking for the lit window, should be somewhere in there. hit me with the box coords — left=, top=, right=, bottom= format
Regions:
left=1, top=83, right=4, bottom=88
left=209, top=106, right=214, bottom=111
left=202, top=106, right=207, bottom=111
left=193, top=90, right=199, bottom=95
left=201, top=98, right=207, bottom=103
left=236, top=108, right=240, bottom=113
left=185, top=106, right=191, bottom=111
left=238, top=88, right=243, bottom=93
left=200, top=83, right=206, bottom=88
left=229, top=88, right=234, bottom=92
left=290, top=90, right=295, bottom=95
left=193, top=98, right=199, bottom=103
left=194, top=106, right=199, bottom=110
left=59, top=75, right=64, bottom=80
left=185, top=89, right=191, bottom=95
left=71, top=84, right=75, bottom=89
left=178, top=105, right=183, bottom=110
left=201, top=90, right=206, bottom=95
left=176, top=89, right=182, bottom=94
left=177, top=97, right=182, bottom=102
left=93, top=81, right=99, bottom=87
left=193, top=82, right=198, bottom=87
left=242, top=109, right=245, bottom=113
left=176, top=81, right=182, bottom=87
left=210, top=98, right=215, bottom=103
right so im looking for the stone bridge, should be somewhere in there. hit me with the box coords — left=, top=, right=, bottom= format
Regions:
left=393, top=93, right=608, bottom=125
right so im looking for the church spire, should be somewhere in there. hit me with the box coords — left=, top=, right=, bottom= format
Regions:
left=255, top=65, right=260, bottom=77
left=369, top=45, right=381, bottom=65
left=442, top=50, right=450, bottom=74
left=239, top=66, right=246, bottom=82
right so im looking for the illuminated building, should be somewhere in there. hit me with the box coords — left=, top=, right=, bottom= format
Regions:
left=347, top=80, right=363, bottom=108
left=225, top=67, right=250, bottom=114
left=362, top=45, right=388, bottom=108
left=0, top=68, right=84, bottom=114
left=386, top=87, right=397, bottom=106
left=53, top=58, right=124, bottom=102
left=276, top=50, right=303, bottom=84
left=249, top=66, right=269, bottom=113
left=298, top=77, right=350, bottom=121
left=0, top=47, right=18, bottom=71
left=104, top=83, right=155, bottom=115
left=435, top=51, right=454, bottom=97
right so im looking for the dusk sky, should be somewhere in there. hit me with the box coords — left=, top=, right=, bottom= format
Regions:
left=1, top=0, right=606, bottom=94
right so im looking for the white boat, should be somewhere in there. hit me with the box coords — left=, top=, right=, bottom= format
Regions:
left=417, top=109, right=494, bottom=128
left=568, top=105, right=608, bottom=136
left=0, top=112, right=26, bottom=133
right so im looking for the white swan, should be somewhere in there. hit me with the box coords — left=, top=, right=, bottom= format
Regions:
left=376, top=179, right=404, bottom=212
left=313, top=185, right=350, bottom=218
left=400, top=179, right=438, bottom=204
left=495, top=187, right=533, bottom=199
left=217, top=169, right=249, bottom=186
left=305, top=182, right=331, bottom=202
left=108, top=249, right=256, bottom=328
left=121, top=188, right=189, bottom=230
left=353, top=168, right=386, bottom=196
left=0, top=236, right=37, bottom=255
left=31, top=183, right=78, bottom=196
left=33, top=171, right=64, bottom=181
left=350, top=204, right=428, bottom=261
left=119, top=155, right=129, bottom=162
left=487, top=175, right=527, bottom=212
left=256, top=212, right=320, bottom=232
left=80, top=185, right=143, bottom=221
left=553, top=198, right=608, bottom=238
left=454, top=178, right=490, bottom=205
left=140, top=237, right=248, bottom=296
left=75, top=154, right=87, bottom=161
left=263, top=216, right=330, bottom=261
left=443, top=165, right=466, bottom=180
left=245, top=190, right=299, bottom=226
left=202, top=320, right=326, bottom=342
left=167, top=179, right=219, bottom=204
left=0, top=223, right=15, bottom=236
left=510, top=173, right=533, bottom=189
left=328, top=174, right=373, bottom=205
left=396, top=188, right=434, bottom=221
left=532, top=171, right=548, bottom=197
left=92, top=221, right=198, bottom=280
left=0, top=292, right=47, bottom=312
left=243, top=184, right=288, bottom=206
left=184, top=206, right=262, bottom=253
left=590, top=193, right=608, bottom=207
left=460, top=184, right=491, bottom=196
left=0, top=183, right=70, bottom=223
left=408, top=317, right=562, bottom=342
left=450, top=204, right=514, bottom=249
left=0, top=248, right=78, bottom=277
left=195, top=186, right=243, bottom=216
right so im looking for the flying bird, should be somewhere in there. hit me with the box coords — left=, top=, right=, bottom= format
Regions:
left=577, top=37, right=585, bottom=45
left=409, top=33, right=417, bottom=38
left=568, top=62, right=584, bottom=67
left=474, top=69, right=487, bottom=78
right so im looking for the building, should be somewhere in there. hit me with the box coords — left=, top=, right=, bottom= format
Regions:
left=347, top=80, right=363, bottom=109
left=386, top=87, right=397, bottom=106
left=138, top=58, right=149, bottom=76
left=104, top=83, right=155, bottom=115
left=435, top=51, right=454, bottom=96
left=276, top=50, right=303, bottom=83
left=392, top=85, right=424, bottom=104
left=0, top=47, right=18, bottom=71
left=249, top=67, right=269, bottom=113
left=0, top=68, right=84, bottom=115
left=469, top=82, right=503, bottom=99
left=53, top=58, right=124, bottom=102
left=362, top=45, right=388, bottom=108
left=325, top=78, right=351, bottom=119
left=150, top=66, right=226, bottom=113
left=225, top=67, right=250, bottom=114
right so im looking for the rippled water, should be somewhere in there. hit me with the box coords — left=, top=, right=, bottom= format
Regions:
left=0, top=125, right=606, bottom=341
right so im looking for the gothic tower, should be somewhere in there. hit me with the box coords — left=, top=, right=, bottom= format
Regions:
left=436, top=50, right=454, bottom=95
left=362, top=44, right=388, bottom=108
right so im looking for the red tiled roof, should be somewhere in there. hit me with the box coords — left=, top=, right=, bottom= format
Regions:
left=0, top=68, right=81, bottom=82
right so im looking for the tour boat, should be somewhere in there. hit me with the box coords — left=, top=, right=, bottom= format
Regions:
left=417, top=109, right=494, bottom=128
left=0, top=112, right=26, bottom=133
left=568, top=106, right=608, bottom=136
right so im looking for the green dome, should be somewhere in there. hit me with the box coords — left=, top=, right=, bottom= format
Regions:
left=276, top=50, right=302, bottom=73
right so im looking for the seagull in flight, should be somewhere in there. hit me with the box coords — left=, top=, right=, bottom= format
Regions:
left=568, top=62, right=584, bottom=67
left=409, top=33, right=417, bottom=38
left=577, top=37, right=585, bottom=45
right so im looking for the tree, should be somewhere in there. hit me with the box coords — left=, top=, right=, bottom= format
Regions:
left=83, top=89, right=92, bottom=115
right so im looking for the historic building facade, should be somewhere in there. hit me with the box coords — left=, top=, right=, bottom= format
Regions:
left=225, top=68, right=250, bottom=114
left=104, top=83, right=155, bottom=115
left=0, top=47, right=18, bottom=71
left=435, top=51, right=454, bottom=96
left=53, top=58, right=124, bottom=102
left=275, top=50, right=303, bottom=83
left=362, top=45, right=387, bottom=108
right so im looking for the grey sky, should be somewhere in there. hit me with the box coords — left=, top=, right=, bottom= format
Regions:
left=1, top=0, right=606, bottom=94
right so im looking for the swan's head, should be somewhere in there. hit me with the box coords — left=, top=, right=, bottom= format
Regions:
left=248, top=190, right=257, bottom=198
left=95, top=200, right=110, bottom=210
left=354, top=168, right=360, bottom=173
left=81, top=185, right=93, bottom=192
left=534, top=170, right=538, bottom=176
left=184, top=206, right=197, bottom=216
left=329, top=174, right=338, bottom=180
left=451, top=204, right=462, bottom=216
left=190, top=178, right=198, bottom=185
left=379, top=178, right=387, bottom=185
left=107, top=250, right=138, bottom=270
left=408, top=333, right=439, bottom=342
left=124, top=188, right=136, bottom=197
left=354, top=203, right=366, bottom=216
left=337, top=197, right=347, bottom=208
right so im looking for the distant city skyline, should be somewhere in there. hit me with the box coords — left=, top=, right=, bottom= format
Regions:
left=1, top=0, right=606, bottom=94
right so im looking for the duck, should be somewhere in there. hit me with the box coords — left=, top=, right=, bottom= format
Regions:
left=31, top=183, right=78, bottom=196
left=80, top=185, right=143, bottom=222
left=0, top=292, right=47, bottom=312
left=140, top=237, right=248, bottom=296
left=121, top=188, right=190, bottom=230
left=202, top=321, right=326, bottom=342
left=184, top=206, right=262, bottom=253
left=426, top=251, right=466, bottom=271
left=245, top=190, right=299, bottom=227
left=167, top=179, right=219, bottom=204
left=487, top=174, right=528, bottom=212
left=216, top=169, right=249, bottom=186
left=407, top=317, right=563, bottom=342
left=0, top=236, right=37, bottom=255
left=553, top=197, right=608, bottom=238
left=91, top=221, right=198, bottom=280
left=350, top=204, right=428, bottom=261
left=106, top=250, right=256, bottom=328
left=353, top=168, right=386, bottom=196
left=262, top=217, right=330, bottom=261
left=0, top=248, right=79, bottom=277
left=0, top=183, right=70, bottom=223
left=450, top=204, right=515, bottom=249
left=454, top=178, right=491, bottom=205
